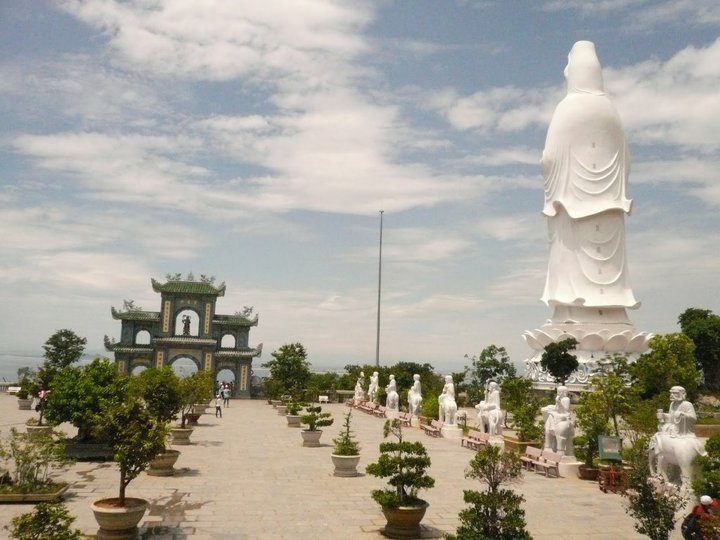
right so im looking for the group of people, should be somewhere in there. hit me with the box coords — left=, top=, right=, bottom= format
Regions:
left=214, top=381, right=232, bottom=418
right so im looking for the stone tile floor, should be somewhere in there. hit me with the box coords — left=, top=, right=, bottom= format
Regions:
left=0, top=393, right=684, bottom=539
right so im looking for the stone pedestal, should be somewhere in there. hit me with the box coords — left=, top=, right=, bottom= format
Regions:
left=441, top=424, right=461, bottom=439
left=410, top=417, right=420, bottom=428
left=558, top=456, right=581, bottom=479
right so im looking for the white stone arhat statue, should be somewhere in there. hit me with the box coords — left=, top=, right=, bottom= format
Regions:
left=438, top=375, right=458, bottom=425
left=649, top=385, right=707, bottom=489
left=385, top=374, right=399, bottom=411
left=523, top=40, right=652, bottom=387
left=368, top=371, right=379, bottom=403
left=475, top=381, right=503, bottom=436
left=408, top=374, right=422, bottom=417
left=353, top=371, right=365, bottom=402
left=541, top=385, right=574, bottom=456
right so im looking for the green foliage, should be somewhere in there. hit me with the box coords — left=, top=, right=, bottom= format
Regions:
left=5, top=502, right=83, bottom=540
left=16, top=377, right=32, bottom=400
left=178, top=370, right=214, bottom=427
left=41, top=329, right=86, bottom=371
left=300, top=404, right=334, bottom=431
left=0, top=428, right=72, bottom=493
left=693, top=432, right=720, bottom=499
left=540, top=338, right=579, bottom=385
left=422, top=394, right=439, bottom=420
left=286, top=400, right=305, bottom=415
left=17, top=366, right=37, bottom=382
left=630, top=333, right=700, bottom=401
left=446, top=445, right=531, bottom=540
left=332, top=411, right=360, bottom=456
left=305, top=371, right=341, bottom=402
left=501, top=377, right=542, bottom=442
left=623, top=438, right=686, bottom=540
left=365, top=420, right=434, bottom=508
left=679, top=308, right=720, bottom=391
left=93, top=398, right=167, bottom=506
left=574, top=358, right=632, bottom=466
left=262, top=343, right=312, bottom=399
left=131, top=366, right=183, bottom=423
left=44, top=358, right=128, bottom=441
left=464, top=345, right=517, bottom=405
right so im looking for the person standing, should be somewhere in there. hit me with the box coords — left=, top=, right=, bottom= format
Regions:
left=222, top=385, right=231, bottom=407
left=215, top=394, right=223, bottom=418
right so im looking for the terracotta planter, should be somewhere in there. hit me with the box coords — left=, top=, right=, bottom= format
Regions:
left=170, top=427, right=193, bottom=446
left=301, top=429, right=323, bottom=447
left=184, top=413, right=201, bottom=426
left=91, top=497, right=148, bottom=540
left=577, top=465, right=599, bottom=481
left=148, top=449, right=181, bottom=477
left=286, top=414, right=301, bottom=428
left=380, top=500, right=429, bottom=539
left=17, top=398, right=33, bottom=410
left=331, top=454, right=360, bottom=477
left=0, top=483, right=68, bottom=503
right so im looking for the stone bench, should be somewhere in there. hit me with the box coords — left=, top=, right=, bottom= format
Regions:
left=461, top=431, right=489, bottom=450
left=531, top=449, right=563, bottom=478
left=421, top=419, right=443, bottom=437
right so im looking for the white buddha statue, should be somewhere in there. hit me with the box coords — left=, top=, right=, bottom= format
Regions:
left=408, top=374, right=422, bottom=417
left=542, top=386, right=574, bottom=456
left=385, top=374, right=399, bottom=411
left=368, top=371, right=379, bottom=403
left=438, top=375, right=457, bottom=425
left=541, top=40, right=638, bottom=324
left=475, top=381, right=503, bottom=436
left=353, top=371, right=365, bottom=401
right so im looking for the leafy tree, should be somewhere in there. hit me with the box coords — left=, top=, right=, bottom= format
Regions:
left=92, top=398, right=167, bottom=506
left=630, top=333, right=700, bottom=401
left=446, top=445, right=532, bottom=540
left=501, top=376, right=543, bottom=442
left=262, top=343, right=311, bottom=399
left=464, top=345, right=516, bottom=405
left=178, top=370, right=214, bottom=427
left=41, top=329, right=86, bottom=370
left=693, top=432, right=720, bottom=501
left=679, top=308, right=720, bottom=391
left=540, top=338, right=579, bottom=385
left=130, top=367, right=182, bottom=423
left=44, top=358, right=128, bottom=441
left=16, top=366, right=36, bottom=382
left=623, top=438, right=686, bottom=540
left=6, top=502, right=84, bottom=540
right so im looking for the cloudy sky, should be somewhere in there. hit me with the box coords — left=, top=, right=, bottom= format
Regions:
left=2, top=0, right=719, bottom=380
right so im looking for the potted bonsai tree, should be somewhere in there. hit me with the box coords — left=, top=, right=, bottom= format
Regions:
left=90, top=396, right=167, bottom=539
left=286, top=400, right=304, bottom=428
left=16, top=377, right=33, bottom=410
left=331, top=411, right=360, bottom=477
left=365, top=419, right=435, bottom=538
left=500, top=376, right=543, bottom=452
left=299, top=403, right=334, bottom=447
left=131, top=367, right=183, bottom=476
left=172, top=370, right=214, bottom=443
left=0, top=428, right=73, bottom=503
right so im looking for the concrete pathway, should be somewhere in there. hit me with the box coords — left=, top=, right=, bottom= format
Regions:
left=0, top=394, right=683, bottom=539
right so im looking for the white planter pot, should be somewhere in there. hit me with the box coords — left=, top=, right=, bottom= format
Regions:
left=331, top=454, right=360, bottom=477
left=300, top=429, right=323, bottom=447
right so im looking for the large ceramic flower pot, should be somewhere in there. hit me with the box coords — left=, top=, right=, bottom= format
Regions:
left=25, top=424, right=53, bottom=439
left=184, top=413, right=201, bottom=426
left=287, top=414, right=301, bottom=428
left=148, top=449, right=181, bottom=477
left=17, top=398, right=33, bottom=410
left=92, top=497, right=148, bottom=540
left=577, top=465, right=599, bottom=481
left=331, top=454, right=360, bottom=477
left=301, top=429, right=323, bottom=447
left=277, top=405, right=288, bottom=415
left=170, top=427, right=194, bottom=446
left=193, top=404, right=209, bottom=415
left=380, top=500, right=429, bottom=539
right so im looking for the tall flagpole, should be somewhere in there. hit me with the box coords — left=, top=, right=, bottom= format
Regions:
left=375, top=210, right=384, bottom=367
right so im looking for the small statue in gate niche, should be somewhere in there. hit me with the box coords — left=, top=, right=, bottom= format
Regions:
left=182, top=314, right=191, bottom=336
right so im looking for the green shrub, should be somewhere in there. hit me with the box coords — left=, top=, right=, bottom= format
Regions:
left=5, top=502, right=83, bottom=540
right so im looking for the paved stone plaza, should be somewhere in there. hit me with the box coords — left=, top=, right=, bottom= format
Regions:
left=0, top=393, right=683, bottom=539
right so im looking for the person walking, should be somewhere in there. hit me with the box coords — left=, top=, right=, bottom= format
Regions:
left=214, top=394, right=223, bottom=418
left=222, top=385, right=231, bottom=407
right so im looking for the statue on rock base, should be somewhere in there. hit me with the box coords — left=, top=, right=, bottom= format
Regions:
left=439, top=375, right=458, bottom=425
left=408, top=374, right=422, bottom=419
left=475, top=381, right=504, bottom=437
left=649, top=386, right=706, bottom=490
left=542, top=386, right=574, bottom=457
left=385, top=375, right=399, bottom=411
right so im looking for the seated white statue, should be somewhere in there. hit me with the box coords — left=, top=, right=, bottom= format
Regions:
left=385, top=374, right=399, bottom=411
left=649, top=385, right=707, bottom=489
left=408, top=374, right=422, bottom=417
left=353, top=371, right=365, bottom=401
left=368, top=371, right=379, bottom=403
left=475, top=381, right=503, bottom=436
left=542, top=385, right=574, bottom=456
left=438, top=375, right=458, bottom=425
